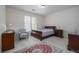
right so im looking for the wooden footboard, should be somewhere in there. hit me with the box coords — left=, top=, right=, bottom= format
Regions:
left=31, top=30, right=43, bottom=40
left=31, top=26, right=56, bottom=40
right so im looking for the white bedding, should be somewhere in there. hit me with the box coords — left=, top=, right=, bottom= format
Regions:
left=38, top=29, right=54, bottom=37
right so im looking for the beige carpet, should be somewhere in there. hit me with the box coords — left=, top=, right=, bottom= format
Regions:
left=4, top=36, right=74, bottom=53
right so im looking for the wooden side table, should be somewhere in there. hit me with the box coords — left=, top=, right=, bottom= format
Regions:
left=55, top=29, right=63, bottom=38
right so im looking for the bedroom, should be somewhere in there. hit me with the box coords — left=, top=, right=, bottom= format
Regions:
left=0, top=5, right=79, bottom=53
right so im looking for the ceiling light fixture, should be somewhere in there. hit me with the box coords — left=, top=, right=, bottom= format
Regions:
left=39, top=5, right=46, bottom=8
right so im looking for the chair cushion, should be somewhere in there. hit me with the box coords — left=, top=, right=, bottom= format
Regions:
left=20, top=33, right=27, bottom=36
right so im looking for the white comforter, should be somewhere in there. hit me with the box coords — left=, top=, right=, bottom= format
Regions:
left=38, top=29, right=54, bottom=37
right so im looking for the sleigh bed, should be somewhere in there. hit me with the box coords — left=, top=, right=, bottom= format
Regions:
left=31, top=26, right=56, bottom=40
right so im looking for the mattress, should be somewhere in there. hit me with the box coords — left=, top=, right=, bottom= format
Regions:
left=38, top=29, right=54, bottom=37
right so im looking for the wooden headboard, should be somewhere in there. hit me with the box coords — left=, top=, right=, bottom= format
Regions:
left=45, top=26, right=56, bottom=29
left=45, top=26, right=56, bottom=33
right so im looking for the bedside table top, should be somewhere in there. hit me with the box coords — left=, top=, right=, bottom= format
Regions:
left=68, top=33, right=79, bottom=37
left=56, top=29, right=63, bottom=32
left=56, top=29, right=63, bottom=30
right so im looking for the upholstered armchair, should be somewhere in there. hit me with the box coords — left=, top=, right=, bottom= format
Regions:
left=18, top=29, right=29, bottom=40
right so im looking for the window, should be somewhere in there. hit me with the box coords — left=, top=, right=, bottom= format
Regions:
left=24, top=16, right=37, bottom=32
left=32, top=17, right=37, bottom=30
left=24, top=16, right=31, bottom=32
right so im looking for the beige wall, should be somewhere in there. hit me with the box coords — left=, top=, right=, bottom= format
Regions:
left=6, top=6, right=79, bottom=38
left=45, top=7, right=79, bottom=38
left=0, top=5, right=6, bottom=52
left=6, top=7, right=45, bottom=31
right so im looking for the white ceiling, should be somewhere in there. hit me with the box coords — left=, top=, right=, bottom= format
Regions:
left=7, top=5, right=79, bottom=16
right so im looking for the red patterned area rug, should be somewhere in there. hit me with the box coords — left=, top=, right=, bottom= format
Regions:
left=14, top=44, right=63, bottom=53
left=26, top=44, right=52, bottom=53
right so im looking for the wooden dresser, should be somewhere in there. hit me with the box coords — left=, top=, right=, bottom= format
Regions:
left=68, top=34, right=79, bottom=52
left=2, top=31, right=15, bottom=52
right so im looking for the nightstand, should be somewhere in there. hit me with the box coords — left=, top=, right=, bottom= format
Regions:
left=55, top=29, right=63, bottom=38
